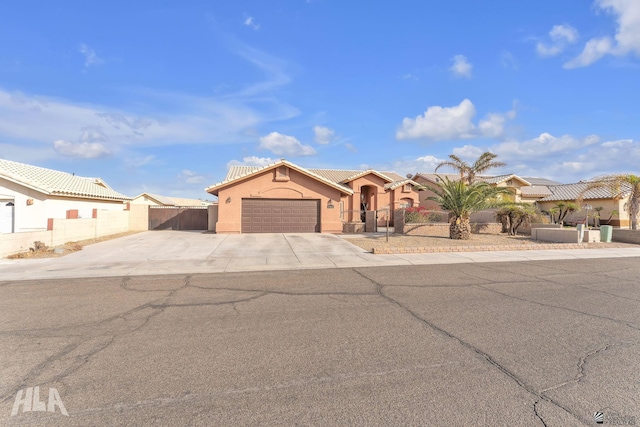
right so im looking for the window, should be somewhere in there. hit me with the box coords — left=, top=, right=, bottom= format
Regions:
left=403, top=184, right=411, bottom=193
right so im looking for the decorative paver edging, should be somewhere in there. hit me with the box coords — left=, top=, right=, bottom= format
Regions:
left=371, top=242, right=630, bottom=254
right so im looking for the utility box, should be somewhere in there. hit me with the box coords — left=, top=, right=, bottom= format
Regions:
left=584, top=229, right=600, bottom=243
left=600, top=225, right=613, bottom=243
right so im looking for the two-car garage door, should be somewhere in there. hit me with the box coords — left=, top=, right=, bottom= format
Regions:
left=241, top=199, right=320, bottom=233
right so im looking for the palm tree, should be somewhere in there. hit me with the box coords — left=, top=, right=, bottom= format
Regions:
left=425, top=177, right=509, bottom=239
left=435, top=152, right=506, bottom=185
left=496, top=203, right=539, bottom=235
left=548, top=201, right=578, bottom=225
left=578, top=174, right=640, bottom=230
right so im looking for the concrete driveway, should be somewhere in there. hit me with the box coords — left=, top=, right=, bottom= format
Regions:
left=2, top=230, right=640, bottom=281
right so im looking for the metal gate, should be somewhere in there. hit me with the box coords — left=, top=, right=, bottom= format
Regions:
left=148, top=206, right=208, bottom=230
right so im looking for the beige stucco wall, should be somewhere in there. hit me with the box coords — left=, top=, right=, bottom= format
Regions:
left=0, top=177, right=128, bottom=232
left=214, top=167, right=345, bottom=233
left=2, top=208, right=142, bottom=257
left=0, top=230, right=52, bottom=257
left=536, top=198, right=629, bottom=226
left=128, top=204, right=150, bottom=231
left=0, top=178, right=48, bottom=231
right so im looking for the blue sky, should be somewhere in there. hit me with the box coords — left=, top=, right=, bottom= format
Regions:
left=1, top=1, right=639, bottom=199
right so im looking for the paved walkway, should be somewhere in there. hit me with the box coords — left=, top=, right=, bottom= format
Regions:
left=2, top=230, right=640, bottom=281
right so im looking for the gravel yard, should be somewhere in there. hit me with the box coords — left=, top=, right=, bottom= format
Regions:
left=344, top=233, right=539, bottom=253
left=342, top=232, right=631, bottom=254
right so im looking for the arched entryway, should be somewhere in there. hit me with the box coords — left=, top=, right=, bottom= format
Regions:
left=360, top=185, right=377, bottom=222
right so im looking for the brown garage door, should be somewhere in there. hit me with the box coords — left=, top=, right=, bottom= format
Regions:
left=242, top=199, right=320, bottom=233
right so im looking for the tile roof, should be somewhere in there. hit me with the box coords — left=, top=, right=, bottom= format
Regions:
left=520, top=177, right=562, bottom=186
left=539, top=182, right=631, bottom=202
left=383, top=179, right=421, bottom=190
left=521, top=186, right=552, bottom=197
left=209, top=160, right=411, bottom=195
left=478, top=174, right=531, bottom=186
left=308, top=169, right=406, bottom=184
left=0, top=159, right=131, bottom=201
left=139, top=193, right=177, bottom=206
left=207, top=160, right=355, bottom=195
left=414, top=172, right=531, bottom=186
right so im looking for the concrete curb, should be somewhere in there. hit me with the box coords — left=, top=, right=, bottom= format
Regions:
left=372, top=242, right=631, bottom=254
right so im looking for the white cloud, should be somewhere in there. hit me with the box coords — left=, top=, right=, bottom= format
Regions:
left=244, top=16, right=260, bottom=30
left=565, top=0, right=640, bottom=68
left=396, top=99, right=515, bottom=141
left=452, top=144, right=485, bottom=160
left=313, top=125, right=335, bottom=145
left=53, top=140, right=111, bottom=159
left=478, top=107, right=517, bottom=139
left=227, top=156, right=276, bottom=168
left=396, top=99, right=476, bottom=141
left=258, top=132, right=316, bottom=157
left=368, top=155, right=445, bottom=178
left=564, top=37, right=614, bottom=68
left=493, top=132, right=600, bottom=159
left=178, top=169, right=206, bottom=184
left=450, top=55, right=472, bottom=78
left=0, top=77, right=298, bottom=154
left=536, top=24, right=579, bottom=57
left=79, top=44, right=104, bottom=68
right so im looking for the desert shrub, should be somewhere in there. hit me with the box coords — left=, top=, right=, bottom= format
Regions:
left=405, top=207, right=448, bottom=223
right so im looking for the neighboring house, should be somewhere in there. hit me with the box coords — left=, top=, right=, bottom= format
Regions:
left=412, top=172, right=534, bottom=208
left=0, top=159, right=131, bottom=233
left=536, top=182, right=630, bottom=227
left=205, top=159, right=420, bottom=233
left=131, top=192, right=215, bottom=207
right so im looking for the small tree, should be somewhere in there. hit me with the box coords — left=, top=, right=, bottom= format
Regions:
left=548, top=202, right=578, bottom=225
left=496, top=204, right=539, bottom=236
left=593, top=207, right=603, bottom=227
left=424, top=177, right=509, bottom=239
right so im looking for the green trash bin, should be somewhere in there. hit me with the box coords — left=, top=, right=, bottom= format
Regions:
left=600, top=225, right=613, bottom=242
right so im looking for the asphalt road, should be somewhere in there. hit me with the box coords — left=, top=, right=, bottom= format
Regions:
left=1, top=259, right=639, bottom=426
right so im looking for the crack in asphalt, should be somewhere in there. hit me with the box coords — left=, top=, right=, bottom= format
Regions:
left=476, top=284, right=640, bottom=331
left=579, top=285, right=640, bottom=303
left=351, top=267, right=587, bottom=425
left=539, top=341, right=639, bottom=395
left=70, top=361, right=461, bottom=417
left=0, top=273, right=381, bottom=405
left=533, top=401, right=548, bottom=427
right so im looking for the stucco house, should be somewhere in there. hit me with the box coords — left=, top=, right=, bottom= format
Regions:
left=536, top=182, right=630, bottom=227
left=412, top=172, right=536, bottom=208
left=0, top=159, right=131, bottom=233
left=131, top=192, right=215, bottom=207
left=205, top=159, right=420, bottom=233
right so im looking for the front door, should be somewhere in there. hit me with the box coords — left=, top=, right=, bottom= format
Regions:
left=0, top=201, right=15, bottom=233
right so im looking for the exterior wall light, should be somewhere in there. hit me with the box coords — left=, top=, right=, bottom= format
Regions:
left=225, top=197, right=231, bottom=204
left=327, top=199, right=334, bottom=209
